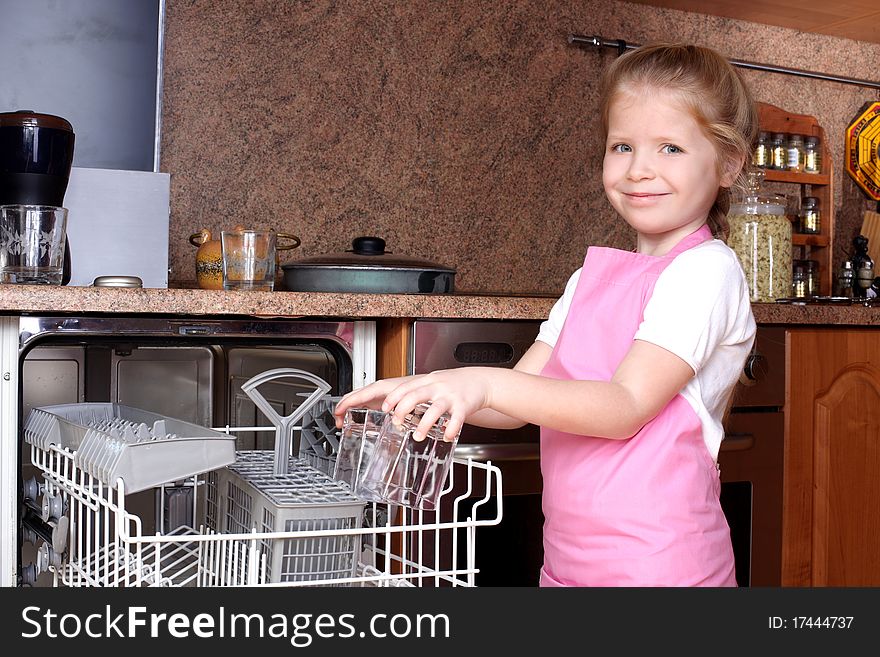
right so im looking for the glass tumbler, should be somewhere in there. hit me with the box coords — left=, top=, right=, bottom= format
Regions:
left=221, top=229, right=277, bottom=291
left=334, top=408, right=386, bottom=498
left=355, top=403, right=460, bottom=511
left=0, top=205, right=68, bottom=284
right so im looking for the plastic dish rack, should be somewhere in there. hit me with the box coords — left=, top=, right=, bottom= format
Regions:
left=23, top=368, right=504, bottom=588
left=23, top=403, right=237, bottom=493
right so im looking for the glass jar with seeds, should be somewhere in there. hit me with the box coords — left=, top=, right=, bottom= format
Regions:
left=727, top=169, right=792, bottom=303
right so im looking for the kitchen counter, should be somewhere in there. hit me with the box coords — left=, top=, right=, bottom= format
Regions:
left=1, top=285, right=880, bottom=324
left=0, top=285, right=555, bottom=319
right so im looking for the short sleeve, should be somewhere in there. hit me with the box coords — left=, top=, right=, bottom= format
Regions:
left=536, top=268, right=582, bottom=348
left=633, top=242, right=755, bottom=374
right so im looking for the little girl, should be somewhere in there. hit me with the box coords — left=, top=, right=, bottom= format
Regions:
left=334, top=42, right=758, bottom=587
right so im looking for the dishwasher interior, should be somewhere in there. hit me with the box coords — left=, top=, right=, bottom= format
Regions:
left=16, top=316, right=502, bottom=588
left=18, top=317, right=347, bottom=586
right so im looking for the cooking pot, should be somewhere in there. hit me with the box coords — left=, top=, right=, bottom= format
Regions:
left=281, top=236, right=456, bottom=294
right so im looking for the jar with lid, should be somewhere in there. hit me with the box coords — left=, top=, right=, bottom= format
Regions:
left=792, top=259, right=819, bottom=297
left=727, top=169, right=792, bottom=302
left=786, top=134, right=805, bottom=172
left=792, top=262, right=807, bottom=298
left=798, top=196, right=821, bottom=234
left=769, top=133, right=787, bottom=170
left=803, top=136, right=821, bottom=174
left=752, top=131, right=770, bottom=168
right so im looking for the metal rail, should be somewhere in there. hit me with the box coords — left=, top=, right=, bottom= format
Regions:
left=569, top=34, right=880, bottom=91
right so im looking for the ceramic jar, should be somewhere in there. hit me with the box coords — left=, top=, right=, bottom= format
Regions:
left=189, top=228, right=224, bottom=290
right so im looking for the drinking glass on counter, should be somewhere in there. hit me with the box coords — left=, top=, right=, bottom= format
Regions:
left=0, top=205, right=68, bottom=285
left=221, top=228, right=276, bottom=291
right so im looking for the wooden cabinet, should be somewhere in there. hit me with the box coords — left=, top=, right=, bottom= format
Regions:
left=757, top=102, right=834, bottom=296
left=784, top=328, right=880, bottom=585
left=376, top=318, right=411, bottom=379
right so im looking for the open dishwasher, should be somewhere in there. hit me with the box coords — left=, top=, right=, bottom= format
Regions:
left=17, top=342, right=502, bottom=588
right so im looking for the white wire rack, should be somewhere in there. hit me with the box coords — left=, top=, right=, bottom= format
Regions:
left=25, top=422, right=503, bottom=588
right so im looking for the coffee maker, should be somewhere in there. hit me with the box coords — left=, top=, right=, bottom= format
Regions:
left=0, top=110, right=74, bottom=284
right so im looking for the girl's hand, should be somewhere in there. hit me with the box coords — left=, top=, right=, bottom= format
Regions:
left=379, top=368, right=497, bottom=442
left=332, top=375, right=424, bottom=427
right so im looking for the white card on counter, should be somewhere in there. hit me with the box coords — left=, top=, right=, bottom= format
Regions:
left=64, top=167, right=170, bottom=288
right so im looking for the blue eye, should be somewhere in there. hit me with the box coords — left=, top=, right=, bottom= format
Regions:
left=662, top=144, right=683, bottom=154
left=611, top=143, right=632, bottom=153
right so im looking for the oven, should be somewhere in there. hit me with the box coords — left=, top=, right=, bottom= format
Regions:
left=719, top=326, right=785, bottom=587
left=410, top=319, right=544, bottom=586
left=12, top=315, right=373, bottom=587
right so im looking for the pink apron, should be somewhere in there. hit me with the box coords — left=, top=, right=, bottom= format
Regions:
left=539, top=224, right=736, bottom=587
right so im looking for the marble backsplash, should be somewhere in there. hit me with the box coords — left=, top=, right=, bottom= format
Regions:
left=161, top=0, right=880, bottom=294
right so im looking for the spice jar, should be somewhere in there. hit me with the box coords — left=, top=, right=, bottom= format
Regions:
left=769, top=133, right=787, bottom=170
left=798, top=196, right=821, bottom=234
left=753, top=131, right=770, bottom=168
left=727, top=169, right=792, bottom=302
left=804, top=136, right=821, bottom=174
left=786, top=134, right=805, bottom=173
left=804, top=260, right=819, bottom=296
left=792, top=262, right=807, bottom=298
left=793, top=259, right=819, bottom=297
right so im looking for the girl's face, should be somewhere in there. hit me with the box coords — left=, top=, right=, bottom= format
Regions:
left=603, top=88, right=737, bottom=256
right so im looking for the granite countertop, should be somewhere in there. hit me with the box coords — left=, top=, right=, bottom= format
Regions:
left=0, top=285, right=879, bottom=325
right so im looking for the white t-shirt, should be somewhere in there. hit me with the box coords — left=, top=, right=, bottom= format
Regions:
left=536, top=239, right=756, bottom=462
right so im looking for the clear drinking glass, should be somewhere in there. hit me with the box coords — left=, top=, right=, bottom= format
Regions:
left=334, top=408, right=386, bottom=498
left=0, top=205, right=68, bottom=285
left=221, top=229, right=276, bottom=291
left=355, top=403, right=460, bottom=511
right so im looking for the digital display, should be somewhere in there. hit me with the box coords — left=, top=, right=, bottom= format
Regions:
left=453, top=342, right=515, bottom=364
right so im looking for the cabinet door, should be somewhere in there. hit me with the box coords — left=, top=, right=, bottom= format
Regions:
left=786, top=329, right=880, bottom=586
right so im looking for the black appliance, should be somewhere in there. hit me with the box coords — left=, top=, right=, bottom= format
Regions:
left=0, top=110, right=74, bottom=284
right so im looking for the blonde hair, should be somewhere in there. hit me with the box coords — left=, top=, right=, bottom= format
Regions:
left=599, top=43, right=758, bottom=240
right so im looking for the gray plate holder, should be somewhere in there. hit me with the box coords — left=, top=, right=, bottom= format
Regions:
left=240, top=368, right=332, bottom=475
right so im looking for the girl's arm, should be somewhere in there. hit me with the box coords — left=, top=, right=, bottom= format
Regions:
left=459, top=339, right=553, bottom=429
left=332, top=340, right=552, bottom=431
left=336, top=338, right=693, bottom=442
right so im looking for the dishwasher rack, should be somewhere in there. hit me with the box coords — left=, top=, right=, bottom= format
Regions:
left=24, top=431, right=503, bottom=588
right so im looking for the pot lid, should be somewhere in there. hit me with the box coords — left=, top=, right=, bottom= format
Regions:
left=0, top=110, right=74, bottom=132
left=283, top=236, right=456, bottom=272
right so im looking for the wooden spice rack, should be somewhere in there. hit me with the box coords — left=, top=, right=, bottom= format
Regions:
left=757, top=101, right=834, bottom=296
